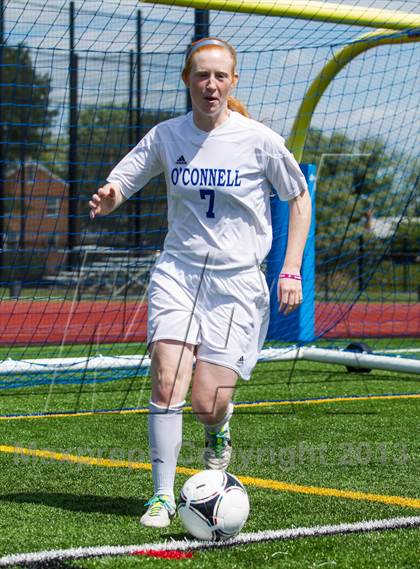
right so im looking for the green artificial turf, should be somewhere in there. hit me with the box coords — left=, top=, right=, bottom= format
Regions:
left=0, top=352, right=419, bottom=568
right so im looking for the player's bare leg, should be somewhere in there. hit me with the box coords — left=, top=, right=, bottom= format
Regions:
left=192, top=361, right=238, bottom=470
left=150, top=339, right=194, bottom=406
left=141, top=339, right=194, bottom=528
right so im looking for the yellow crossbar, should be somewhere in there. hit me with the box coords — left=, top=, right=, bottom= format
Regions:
left=143, top=1, right=420, bottom=31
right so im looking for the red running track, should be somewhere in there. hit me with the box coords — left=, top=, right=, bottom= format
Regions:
left=316, top=302, right=419, bottom=338
left=0, top=301, right=148, bottom=345
left=0, top=300, right=418, bottom=346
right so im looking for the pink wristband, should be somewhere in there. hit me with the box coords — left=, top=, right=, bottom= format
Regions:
left=279, top=273, right=302, bottom=281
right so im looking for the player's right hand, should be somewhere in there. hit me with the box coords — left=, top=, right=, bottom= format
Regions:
left=89, top=183, right=121, bottom=219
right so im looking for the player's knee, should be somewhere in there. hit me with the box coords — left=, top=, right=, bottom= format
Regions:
left=152, top=366, right=189, bottom=405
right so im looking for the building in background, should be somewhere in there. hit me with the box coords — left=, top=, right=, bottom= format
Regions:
left=4, top=162, right=68, bottom=277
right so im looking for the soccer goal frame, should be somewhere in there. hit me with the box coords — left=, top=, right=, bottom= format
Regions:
left=144, top=0, right=420, bottom=375
left=1, top=0, right=419, bottom=383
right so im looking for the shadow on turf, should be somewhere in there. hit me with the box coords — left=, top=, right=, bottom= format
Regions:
left=0, top=492, right=149, bottom=517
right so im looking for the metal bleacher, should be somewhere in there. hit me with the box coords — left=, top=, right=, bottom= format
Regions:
left=44, top=248, right=158, bottom=298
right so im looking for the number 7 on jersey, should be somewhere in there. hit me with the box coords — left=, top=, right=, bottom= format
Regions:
left=200, top=188, right=215, bottom=219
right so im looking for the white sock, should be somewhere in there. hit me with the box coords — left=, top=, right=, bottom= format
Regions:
left=204, top=401, right=234, bottom=432
left=148, top=400, right=185, bottom=501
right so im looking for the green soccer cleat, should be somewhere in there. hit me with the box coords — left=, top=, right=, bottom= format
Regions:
left=203, top=423, right=232, bottom=470
left=140, top=494, right=176, bottom=528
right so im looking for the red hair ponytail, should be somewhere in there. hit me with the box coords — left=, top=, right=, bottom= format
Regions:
left=227, top=95, right=250, bottom=118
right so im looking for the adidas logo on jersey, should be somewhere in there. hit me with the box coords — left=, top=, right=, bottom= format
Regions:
left=237, top=356, right=244, bottom=366
left=176, top=155, right=187, bottom=165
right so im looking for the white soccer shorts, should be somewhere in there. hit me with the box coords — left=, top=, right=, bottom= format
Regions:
left=147, top=253, right=270, bottom=380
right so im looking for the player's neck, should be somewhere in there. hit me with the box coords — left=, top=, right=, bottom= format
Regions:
left=192, top=108, right=230, bottom=132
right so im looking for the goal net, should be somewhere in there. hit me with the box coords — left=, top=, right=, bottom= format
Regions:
left=0, top=0, right=419, bottom=416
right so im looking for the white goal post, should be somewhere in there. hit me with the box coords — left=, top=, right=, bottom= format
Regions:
left=1, top=347, right=418, bottom=376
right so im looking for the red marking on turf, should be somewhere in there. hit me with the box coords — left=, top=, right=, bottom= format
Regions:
left=0, top=300, right=418, bottom=346
left=131, top=549, right=194, bottom=559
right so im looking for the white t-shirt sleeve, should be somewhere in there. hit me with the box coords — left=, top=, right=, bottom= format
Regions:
left=106, top=126, right=163, bottom=199
left=264, top=131, right=308, bottom=201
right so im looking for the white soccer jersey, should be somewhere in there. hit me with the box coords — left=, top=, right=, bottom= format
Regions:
left=107, top=111, right=307, bottom=270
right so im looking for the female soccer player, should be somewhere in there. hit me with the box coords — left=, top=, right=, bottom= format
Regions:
left=89, top=37, right=311, bottom=528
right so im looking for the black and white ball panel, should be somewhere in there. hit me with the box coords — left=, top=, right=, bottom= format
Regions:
left=178, top=470, right=250, bottom=541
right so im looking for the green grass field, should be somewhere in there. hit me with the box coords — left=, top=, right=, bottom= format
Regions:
left=0, top=348, right=419, bottom=568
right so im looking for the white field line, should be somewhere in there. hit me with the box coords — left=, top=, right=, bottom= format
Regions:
left=1, top=516, right=419, bottom=566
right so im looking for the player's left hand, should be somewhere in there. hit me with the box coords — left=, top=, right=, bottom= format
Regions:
left=278, top=274, right=303, bottom=315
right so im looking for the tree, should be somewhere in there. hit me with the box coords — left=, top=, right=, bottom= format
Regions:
left=75, top=106, right=176, bottom=190
left=2, top=44, right=57, bottom=163
left=72, top=105, right=177, bottom=250
left=302, top=128, right=401, bottom=296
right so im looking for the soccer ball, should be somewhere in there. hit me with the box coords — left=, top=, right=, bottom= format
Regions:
left=178, top=469, right=249, bottom=541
